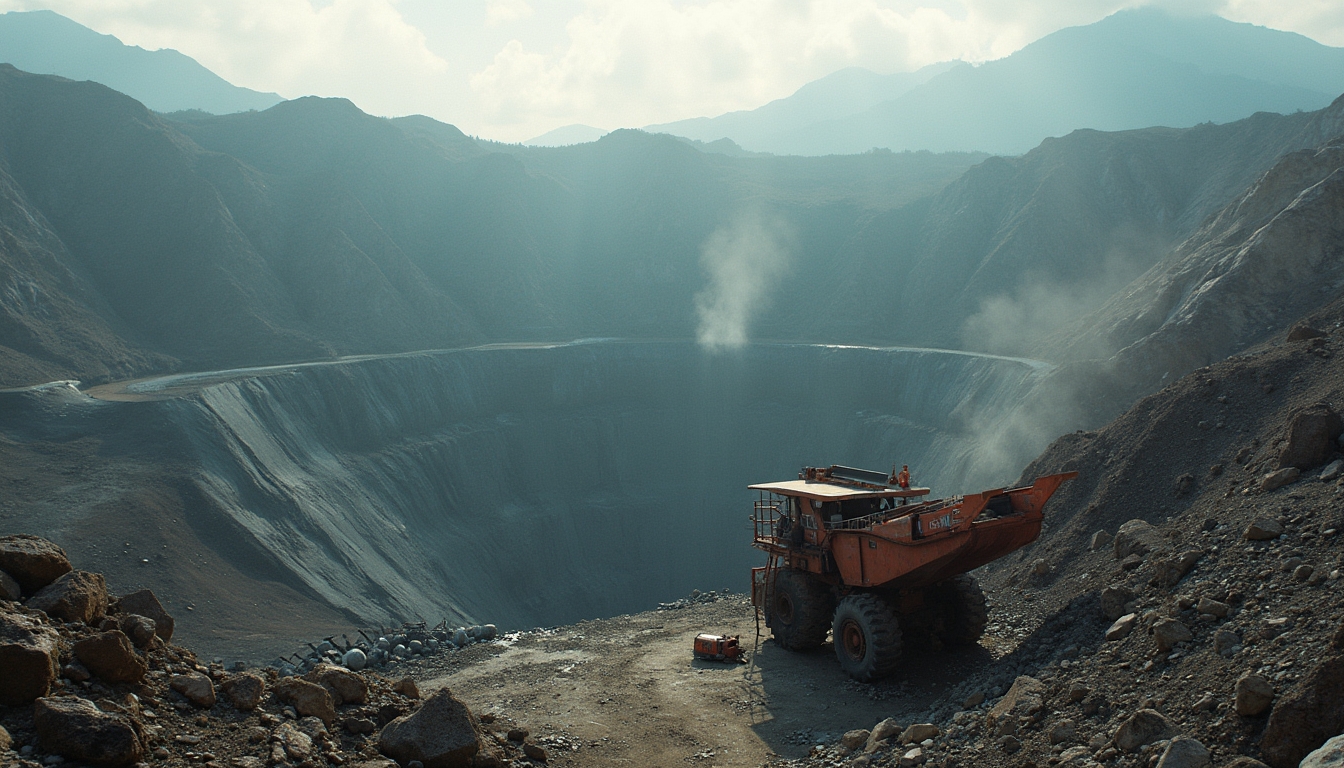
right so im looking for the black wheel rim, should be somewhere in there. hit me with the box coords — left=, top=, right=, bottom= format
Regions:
left=775, top=593, right=795, bottom=624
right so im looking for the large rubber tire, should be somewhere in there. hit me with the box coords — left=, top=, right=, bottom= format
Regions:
left=766, top=569, right=833, bottom=650
left=832, top=593, right=902, bottom=682
left=934, top=574, right=989, bottom=647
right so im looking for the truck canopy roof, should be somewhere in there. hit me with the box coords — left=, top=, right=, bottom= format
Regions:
left=748, top=480, right=931, bottom=501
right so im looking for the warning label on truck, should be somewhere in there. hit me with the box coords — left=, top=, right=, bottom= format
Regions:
left=922, top=513, right=954, bottom=533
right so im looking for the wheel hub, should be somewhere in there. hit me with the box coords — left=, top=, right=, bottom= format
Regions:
left=840, top=619, right=866, bottom=660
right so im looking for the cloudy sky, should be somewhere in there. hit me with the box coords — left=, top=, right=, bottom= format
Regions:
left=0, top=0, right=1340, bottom=142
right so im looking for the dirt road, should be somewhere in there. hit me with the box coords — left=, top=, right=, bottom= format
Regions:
left=409, top=595, right=999, bottom=767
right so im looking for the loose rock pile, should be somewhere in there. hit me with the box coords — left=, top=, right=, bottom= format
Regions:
left=0, top=535, right=549, bottom=768
left=657, top=588, right=734, bottom=611
left=276, top=623, right=499, bottom=677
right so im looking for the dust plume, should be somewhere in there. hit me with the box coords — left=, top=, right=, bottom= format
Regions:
left=694, top=209, right=794, bottom=351
left=959, top=231, right=1164, bottom=359
left=957, top=231, right=1170, bottom=485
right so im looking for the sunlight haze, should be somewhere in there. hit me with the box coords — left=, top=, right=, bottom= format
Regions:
left=0, top=0, right=1340, bottom=146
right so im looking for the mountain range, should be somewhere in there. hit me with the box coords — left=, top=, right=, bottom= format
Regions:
left=0, top=65, right=986, bottom=385
left=648, top=9, right=1344, bottom=156
left=0, top=9, right=282, bottom=115
left=2, top=57, right=1342, bottom=413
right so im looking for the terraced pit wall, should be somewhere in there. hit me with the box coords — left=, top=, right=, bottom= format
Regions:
left=6, top=341, right=1052, bottom=637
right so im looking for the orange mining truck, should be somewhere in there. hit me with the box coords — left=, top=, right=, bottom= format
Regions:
left=750, top=465, right=1077, bottom=681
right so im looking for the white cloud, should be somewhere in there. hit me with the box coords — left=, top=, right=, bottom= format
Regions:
left=1218, top=0, right=1344, bottom=45
left=467, top=0, right=1142, bottom=137
left=0, top=0, right=450, bottom=117
left=486, top=0, right=534, bottom=26
left=468, top=0, right=1344, bottom=140
left=2, top=0, right=1340, bottom=142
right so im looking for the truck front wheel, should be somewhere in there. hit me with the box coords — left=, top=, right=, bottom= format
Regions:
left=766, top=569, right=833, bottom=650
left=832, top=593, right=902, bottom=682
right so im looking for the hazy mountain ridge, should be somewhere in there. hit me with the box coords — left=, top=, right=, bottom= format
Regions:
left=1051, top=94, right=1344, bottom=398
left=811, top=100, right=1344, bottom=349
left=0, top=68, right=480, bottom=381
left=650, top=9, right=1344, bottom=156
left=0, top=67, right=982, bottom=385
left=0, top=10, right=282, bottom=115
left=1, top=62, right=1340, bottom=395
left=645, top=61, right=963, bottom=151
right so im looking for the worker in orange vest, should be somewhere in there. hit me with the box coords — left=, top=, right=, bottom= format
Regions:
left=896, top=465, right=911, bottom=489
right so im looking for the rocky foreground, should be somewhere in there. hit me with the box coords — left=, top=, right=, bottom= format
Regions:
left=0, top=534, right=545, bottom=768
left=8, top=324, right=1344, bottom=768
left=766, top=324, right=1344, bottom=768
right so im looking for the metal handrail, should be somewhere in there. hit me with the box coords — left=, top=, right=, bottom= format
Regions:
left=752, top=497, right=785, bottom=547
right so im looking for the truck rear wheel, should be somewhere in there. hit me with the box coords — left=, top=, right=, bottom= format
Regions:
left=766, top=569, right=833, bottom=650
left=832, top=593, right=902, bottom=682
left=934, top=574, right=988, bottom=647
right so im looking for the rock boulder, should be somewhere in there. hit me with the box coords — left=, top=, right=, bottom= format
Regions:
left=274, top=677, right=336, bottom=724
left=1153, top=550, right=1203, bottom=588
left=1155, top=737, right=1210, bottom=768
left=73, top=631, right=146, bottom=684
left=1100, top=585, right=1136, bottom=621
left=0, top=569, right=21, bottom=601
left=26, top=570, right=107, bottom=624
left=116, top=615, right=156, bottom=648
left=900, top=723, right=938, bottom=744
left=171, top=672, right=216, bottom=708
left=1260, top=657, right=1344, bottom=768
left=1113, top=709, right=1177, bottom=752
left=114, top=590, right=174, bottom=641
left=305, top=663, right=368, bottom=705
left=1105, top=613, right=1138, bottom=641
left=0, top=535, right=71, bottom=594
left=1114, top=520, right=1165, bottom=560
left=0, top=609, right=60, bottom=705
left=34, top=696, right=144, bottom=766
left=1235, top=673, right=1275, bottom=717
left=1278, top=403, right=1343, bottom=470
left=221, top=673, right=266, bottom=710
left=985, top=676, right=1044, bottom=734
left=1153, top=619, right=1193, bottom=652
left=378, top=688, right=489, bottom=768
left=1244, top=519, right=1285, bottom=541
left=1301, top=734, right=1344, bottom=768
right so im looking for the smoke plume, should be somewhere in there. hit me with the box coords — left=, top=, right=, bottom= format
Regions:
left=694, top=209, right=793, bottom=351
